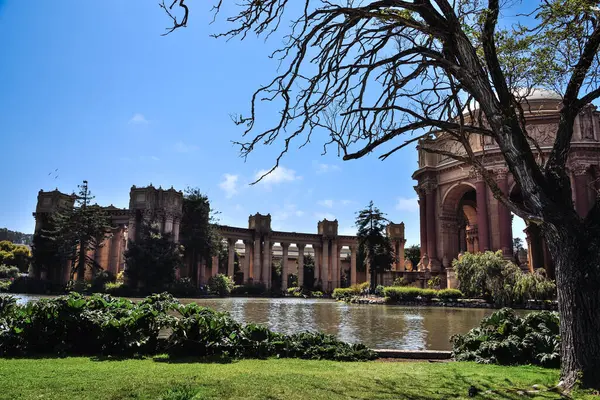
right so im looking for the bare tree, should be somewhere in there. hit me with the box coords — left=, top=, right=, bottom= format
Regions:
left=163, top=0, right=600, bottom=390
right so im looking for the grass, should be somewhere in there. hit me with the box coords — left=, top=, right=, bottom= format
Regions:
left=0, top=357, right=594, bottom=400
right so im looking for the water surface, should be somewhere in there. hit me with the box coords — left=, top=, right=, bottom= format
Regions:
left=11, top=295, right=498, bottom=350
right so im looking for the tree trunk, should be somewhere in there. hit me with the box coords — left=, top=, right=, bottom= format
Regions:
left=77, top=244, right=86, bottom=282
left=545, top=223, right=600, bottom=390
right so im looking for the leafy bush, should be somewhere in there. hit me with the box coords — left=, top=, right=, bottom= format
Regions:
left=231, top=282, right=267, bottom=296
left=0, top=265, right=19, bottom=279
left=382, top=287, right=463, bottom=302
left=0, top=292, right=376, bottom=362
left=310, top=291, right=323, bottom=298
left=169, top=278, right=201, bottom=298
left=0, top=280, right=11, bottom=292
left=392, top=277, right=410, bottom=286
left=452, top=308, right=560, bottom=368
left=427, top=276, right=441, bottom=289
left=453, top=251, right=556, bottom=305
left=332, top=288, right=355, bottom=301
left=207, top=274, right=234, bottom=297
left=374, top=285, right=385, bottom=296
left=8, top=276, right=59, bottom=294
left=436, top=289, right=463, bottom=301
left=383, top=286, right=423, bottom=301
left=90, top=270, right=116, bottom=293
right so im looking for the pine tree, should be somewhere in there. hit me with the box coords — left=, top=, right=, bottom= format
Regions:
left=355, top=201, right=395, bottom=291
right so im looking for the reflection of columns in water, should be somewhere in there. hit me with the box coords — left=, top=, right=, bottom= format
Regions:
left=297, top=244, right=305, bottom=288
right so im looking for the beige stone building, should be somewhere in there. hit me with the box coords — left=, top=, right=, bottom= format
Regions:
left=412, top=91, right=600, bottom=287
left=33, top=185, right=409, bottom=290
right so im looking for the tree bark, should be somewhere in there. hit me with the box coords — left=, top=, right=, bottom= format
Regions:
left=545, top=223, right=600, bottom=389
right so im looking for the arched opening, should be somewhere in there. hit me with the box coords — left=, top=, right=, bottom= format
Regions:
left=440, top=183, right=478, bottom=265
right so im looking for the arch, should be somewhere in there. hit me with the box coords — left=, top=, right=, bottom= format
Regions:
left=441, top=182, right=477, bottom=215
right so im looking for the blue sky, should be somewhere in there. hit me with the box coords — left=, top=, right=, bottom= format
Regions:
left=0, top=1, right=527, bottom=246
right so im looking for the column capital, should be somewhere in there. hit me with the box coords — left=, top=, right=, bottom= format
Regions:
left=570, top=161, right=589, bottom=176
left=421, top=179, right=438, bottom=194
left=227, top=237, right=236, bottom=245
left=280, top=241, right=290, bottom=248
left=493, top=167, right=509, bottom=180
left=297, top=243, right=306, bottom=249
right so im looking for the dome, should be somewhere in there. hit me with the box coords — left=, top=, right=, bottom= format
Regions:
left=515, top=88, right=562, bottom=101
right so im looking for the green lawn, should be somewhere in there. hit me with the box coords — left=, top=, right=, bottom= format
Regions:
left=0, top=357, right=593, bottom=400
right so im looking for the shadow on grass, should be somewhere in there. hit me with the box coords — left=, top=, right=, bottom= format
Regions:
left=151, top=354, right=237, bottom=364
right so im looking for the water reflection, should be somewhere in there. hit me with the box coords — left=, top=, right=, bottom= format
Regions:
left=11, top=295, right=502, bottom=350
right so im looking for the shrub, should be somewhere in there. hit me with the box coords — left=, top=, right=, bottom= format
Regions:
left=436, top=289, right=463, bottom=301
left=90, top=270, right=116, bottom=293
left=452, top=308, right=560, bottom=368
left=170, top=278, right=201, bottom=298
left=0, top=280, right=11, bottom=292
left=383, top=286, right=423, bottom=301
left=207, top=274, right=234, bottom=297
left=231, top=282, right=267, bottom=296
left=392, top=277, right=410, bottom=286
left=332, top=288, right=355, bottom=301
left=0, top=265, right=19, bottom=279
left=427, top=276, right=441, bottom=289
left=453, top=251, right=556, bottom=305
left=419, top=289, right=437, bottom=300
left=0, top=292, right=376, bottom=361
left=310, top=291, right=323, bottom=298
left=104, top=282, right=135, bottom=297
left=374, top=285, right=385, bottom=296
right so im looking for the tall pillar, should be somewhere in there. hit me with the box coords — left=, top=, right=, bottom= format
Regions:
left=417, top=189, right=428, bottom=258
left=197, top=260, right=205, bottom=285
left=109, top=226, right=122, bottom=274
left=164, top=214, right=174, bottom=234
left=243, top=240, right=252, bottom=282
left=475, top=174, right=490, bottom=251
left=211, top=255, right=219, bottom=277
left=262, top=238, right=271, bottom=290
left=398, top=239, right=406, bottom=271
left=321, top=240, right=329, bottom=289
left=572, top=163, right=590, bottom=217
left=331, top=240, right=339, bottom=289
left=227, top=238, right=236, bottom=278
left=350, top=245, right=357, bottom=285
left=297, top=244, right=305, bottom=288
left=254, top=236, right=261, bottom=283
left=281, top=242, right=289, bottom=290
left=425, top=180, right=439, bottom=269
left=495, top=168, right=512, bottom=256
left=313, top=245, right=320, bottom=285
left=172, top=218, right=180, bottom=242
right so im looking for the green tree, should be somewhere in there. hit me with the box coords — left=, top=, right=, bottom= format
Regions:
left=53, top=181, right=113, bottom=281
left=355, top=202, right=395, bottom=291
left=0, top=241, right=31, bottom=273
left=167, top=0, right=600, bottom=388
left=179, top=187, right=222, bottom=284
left=404, top=245, right=421, bottom=270
left=124, top=222, right=183, bottom=291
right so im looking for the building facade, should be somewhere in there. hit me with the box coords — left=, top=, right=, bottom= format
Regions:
left=412, top=91, right=600, bottom=287
left=33, top=185, right=411, bottom=290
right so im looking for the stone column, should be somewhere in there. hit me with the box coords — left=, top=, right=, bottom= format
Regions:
left=297, top=244, right=305, bottom=288
left=321, top=240, right=329, bottom=289
left=398, top=239, right=406, bottom=271
left=164, top=214, right=174, bottom=234
left=475, top=174, right=490, bottom=251
left=127, top=216, right=136, bottom=242
left=313, top=245, right=320, bottom=285
left=331, top=240, right=339, bottom=289
left=109, top=226, right=122, bottom=274
left=197, top=259, right=205, bottom=285
left=417, top=189, right=428, bottom=258
left=227, top=238, right=236, bottom=278
left=211, top=255, right=219, bottom=277
left=573, top=163, right=590, bottom=217
left=495, top=168, right=513, bottom=256
left=262, top=238, right=271, bottom=290
left=425, top=181, right=439, bottom=269
left=243, top=240, right=252, bottom=283
left=172, top=218, right=180, bottom=243
left=281, top=242, right=289, bottom=290
left=254, top=236, right=262, bottom=283
left=350, top=245, right=357, bottom=285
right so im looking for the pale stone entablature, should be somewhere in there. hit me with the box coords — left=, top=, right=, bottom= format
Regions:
left=33, top=186, right=410, bottom=290
left=413, top=90, right=600, bottom=288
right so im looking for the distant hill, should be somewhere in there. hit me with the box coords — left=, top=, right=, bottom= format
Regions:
left=0, top=228, right=33, bottom=246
